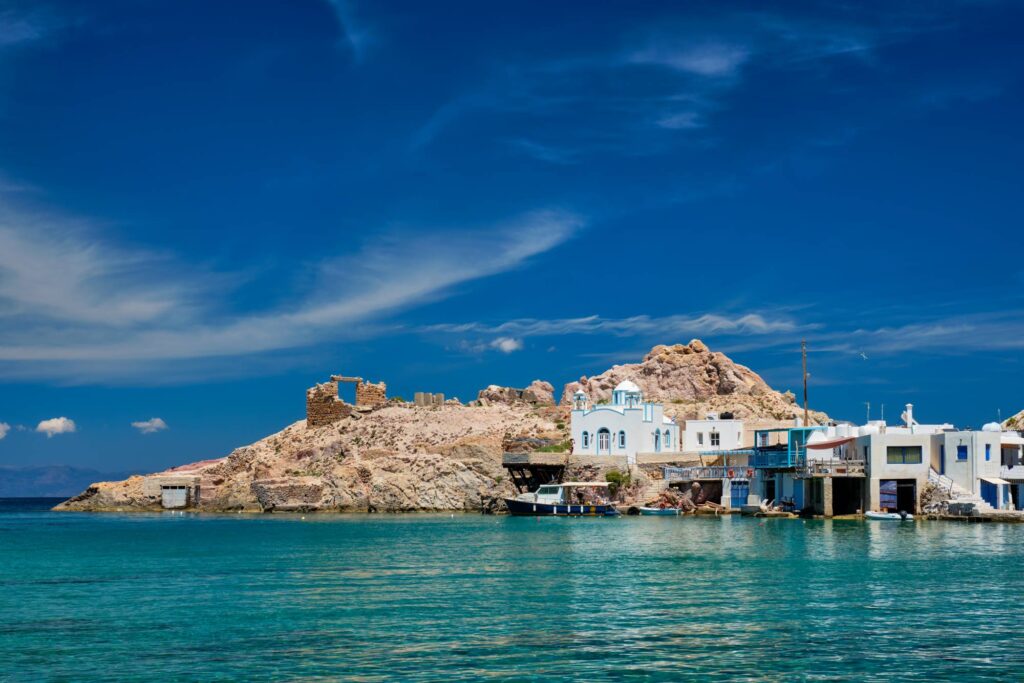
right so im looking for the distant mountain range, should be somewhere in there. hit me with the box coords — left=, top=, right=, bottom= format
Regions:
left=0, top=466, right=137, bottom=498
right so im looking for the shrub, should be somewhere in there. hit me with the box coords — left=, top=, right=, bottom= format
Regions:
left=605, top=469, right=631, bottom=497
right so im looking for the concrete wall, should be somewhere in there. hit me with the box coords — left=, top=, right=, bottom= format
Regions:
left=682, top=418, right=744, bottom=452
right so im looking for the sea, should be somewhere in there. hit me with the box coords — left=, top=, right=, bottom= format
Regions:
left=2, top=498, right=1022, bottom=682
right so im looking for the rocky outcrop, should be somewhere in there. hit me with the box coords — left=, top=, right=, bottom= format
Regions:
left=55, top=403, right=561, bottom=513
left=1005, top=409, right=1024, bottom=432
left=562, top=340, right=828, bottom=424
left=521, top=380, right=555, bottom=406
left=476, top=379, right=554, bottom=407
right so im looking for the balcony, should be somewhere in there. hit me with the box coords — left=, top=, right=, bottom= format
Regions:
left=664, top=465, right=756, bottom=482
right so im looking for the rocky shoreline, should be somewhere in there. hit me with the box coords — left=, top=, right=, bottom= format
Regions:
left=55, top=340, right=825, bottom=514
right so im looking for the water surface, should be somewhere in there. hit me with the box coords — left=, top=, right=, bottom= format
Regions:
left=1, top=499, right=1021, bottom=681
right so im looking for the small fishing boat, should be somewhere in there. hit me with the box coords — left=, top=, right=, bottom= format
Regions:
left=637, top=506, right=680, bottom=516
left=865, top=510, right=914, bottom=521
left=504, top=482, right=620, bottom=516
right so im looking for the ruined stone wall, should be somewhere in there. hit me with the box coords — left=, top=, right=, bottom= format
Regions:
left=356, top=380, right=387, bottom=408
left=306, top=381, right=353, bottom=427
left=414, top=392, right=446, bottom=407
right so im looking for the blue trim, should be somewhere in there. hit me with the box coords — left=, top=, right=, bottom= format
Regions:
left=957, top=445, right=968, bottom=461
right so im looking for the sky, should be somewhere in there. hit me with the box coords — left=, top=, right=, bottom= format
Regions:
left=0, top=0, right=1022, bottom=472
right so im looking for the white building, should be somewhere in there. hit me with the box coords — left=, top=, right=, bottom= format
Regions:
left=570, top=381, right=678, bottom=462
left=683, top=413, right=744, bottom=453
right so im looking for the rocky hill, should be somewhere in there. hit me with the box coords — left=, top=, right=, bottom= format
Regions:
left=56, top=403, right=561, bottom=513
left=1006, top=409, right=1024, bottom=431
left=562, top=340, right=828, bottom=424
left=56, top=339, right=826, bottom=513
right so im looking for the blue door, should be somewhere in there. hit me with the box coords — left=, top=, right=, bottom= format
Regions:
left=880, top=480, right=897, bottom=510
left=981, top=481, right=998, bottom=508
left=939, top=445, right=945, bottom=475
left=730, top=480, right=749, bottom=508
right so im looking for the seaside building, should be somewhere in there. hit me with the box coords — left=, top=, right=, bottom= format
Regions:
left=682, top=413, right=744, bottom=453
left=570, top=381, right=679, bottom=464
left=742, top=404, right=1016, bottom=515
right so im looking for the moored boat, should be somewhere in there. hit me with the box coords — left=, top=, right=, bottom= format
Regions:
left=504, top=482, right=620, bottom=516
left=865, top=510, right=914, bottom=520
left=637, top=506, right=680, bottom=516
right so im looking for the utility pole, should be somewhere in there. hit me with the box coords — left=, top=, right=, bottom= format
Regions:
left=865, top=402, right=871, bottom=425
left=801, top=340, right=808, bottom=426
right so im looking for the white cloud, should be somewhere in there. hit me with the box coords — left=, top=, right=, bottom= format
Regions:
left=0, top=422, right=9, bottom=440
left=131, top=417, right=168, bottom=434
left=628, top=41, right=750, bottom=77
left=36, top=417, right=76, bottom=438
left=0, top=198, right=583, bottom=378
left=428, top=312, right=804, bottom=339
left=490, top=337, right=523, bottom=353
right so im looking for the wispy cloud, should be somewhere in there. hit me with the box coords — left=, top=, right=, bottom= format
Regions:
left=0, top=198, right=583, bottom=377
left=627, top=41, right=750, bottom=77
left=131, top=417, right=168, bottom=434
left=411, top=9, right=903, bottom=160
left=427, top=312, right=805, bottom=339
left=0, top=6, right=56, bottom=48
left=36, top=416, right=75, bottom=437
left=0, top=422, right=8, bottom=440
left=325, top=0, right=373, bottom=63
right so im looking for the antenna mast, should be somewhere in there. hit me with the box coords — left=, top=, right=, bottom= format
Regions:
left=801, top=340, right=808, bottom=425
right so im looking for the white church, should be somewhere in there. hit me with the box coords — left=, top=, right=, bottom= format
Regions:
left=570, top=381, right=678, bottom=461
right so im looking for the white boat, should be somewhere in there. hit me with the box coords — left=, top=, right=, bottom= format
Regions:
left=865, top=510, right=914, bottom=520
left=637, top=506, right=680, bottom=516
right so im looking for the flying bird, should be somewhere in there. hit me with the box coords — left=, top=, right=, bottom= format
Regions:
left=859, top=351, right=869, bottom=360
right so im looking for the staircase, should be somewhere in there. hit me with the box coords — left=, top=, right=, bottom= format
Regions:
left=928, top=468, right=994, bottom=512
left=635, top=479, right=670, bottom=504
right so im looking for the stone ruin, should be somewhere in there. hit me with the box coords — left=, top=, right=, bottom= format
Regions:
left=414, top=392, right=446, bottom=407
left=306, top=375, right=388, bottom=427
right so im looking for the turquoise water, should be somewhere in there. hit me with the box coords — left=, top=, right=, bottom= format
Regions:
left=3, top=500, right=1024, bottom=682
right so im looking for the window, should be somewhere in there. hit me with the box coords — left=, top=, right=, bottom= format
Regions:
left=986, top=444, right=991, bottom=461
left=710, top=432, right=720, bottom=447
left=957, top=445, right=968, bottom=461
left=536, top=486, right=560, bottom=495
left=582, top=432, right=590, bottom=448
left=887, top=446, right=923, bottom=464
left=664, top=430, right=671, bottom=449
left=598, top=429, right=611, bottom=452
left=697, top=432, right=704, bottom=446
left=618, top=431, right=626, bottom=448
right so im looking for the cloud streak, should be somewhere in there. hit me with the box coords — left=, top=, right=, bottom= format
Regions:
left=427, top=312, right=805, bottom=339
left=0, top=200, right=583, bottom=374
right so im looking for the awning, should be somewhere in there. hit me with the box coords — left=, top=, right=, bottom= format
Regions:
left=981, top=477, right=1011, bottom=485
left=806, top=437, right=857, bottom=450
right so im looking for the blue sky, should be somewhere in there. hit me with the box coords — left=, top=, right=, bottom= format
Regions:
left=0, top=0, right=1022, bottom=471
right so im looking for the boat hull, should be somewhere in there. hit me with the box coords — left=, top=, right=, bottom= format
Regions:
left=865, top=511, right=914, bottom=520
left=637, top=507, right=680, bottom=516
left=504, top=498, right=620, bottom=516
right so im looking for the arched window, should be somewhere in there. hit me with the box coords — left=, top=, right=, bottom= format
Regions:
left=654, top=430, right=661, bottom=452
left=663, top=430, right=671, bottom=450
left=597, top=428, right=611, bottom=453
left=618, top=430, right=626, bottom=448
left=582, top=431, right=590, bottom=448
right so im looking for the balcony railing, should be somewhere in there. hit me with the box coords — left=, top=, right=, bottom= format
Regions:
left=800, top=459, right=866, bottom=477
left=663, top=465, right=756, bottom=481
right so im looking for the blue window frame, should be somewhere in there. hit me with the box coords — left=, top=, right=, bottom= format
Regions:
left=957, top=445, right=968, bottom=461
left=617, top=431, right=626, bottom=448
left=582, top=431, right=590, bottom=448
left=986, top=444, right=991, bottom=461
